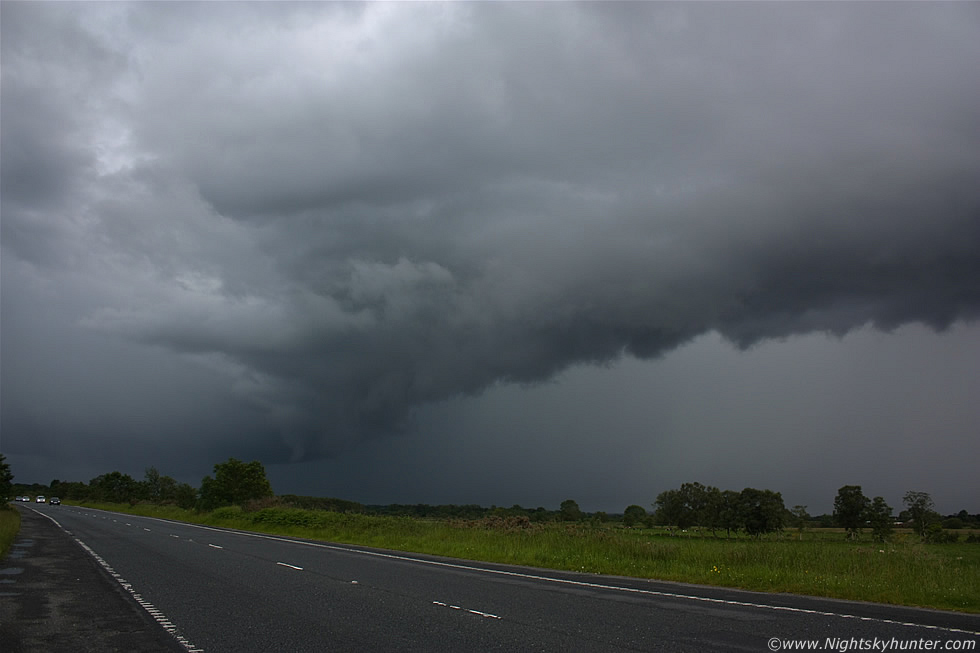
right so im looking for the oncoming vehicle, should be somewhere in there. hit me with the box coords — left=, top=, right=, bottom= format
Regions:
left=36, top=496, right=46, bottom=503
left=49, top=497, right=61, bottom=505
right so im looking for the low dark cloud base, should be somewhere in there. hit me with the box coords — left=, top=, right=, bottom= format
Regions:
left=1, top=2, right=978, bottom=477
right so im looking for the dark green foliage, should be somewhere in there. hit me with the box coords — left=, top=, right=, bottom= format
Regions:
left=739, top=488, right=785, bottom=537
left=0, top=454, right=13, bottom=501
left=867, top=496, right=894, bottom=543
left=834, top=485, right=869, bottom=540
left=198, top=458, right=273, bottom=511
left=654, top=489, right=689, bottom=528
left=654, top=482, right=722, bottom=531
left=89, top=471, right=140, bottom=504
left=560, top=499, right=583, bottom=521
left=923, top=523, right=958, bottom=544
left=623, top=504, right=647, bottom=528
left=790, top=505, right=810, bottom=539
left=279, top=494, right=364, bottom=514
left=652, top=483, right=784, bottom=537
left=716, top=490, right=742, bottom=538
left=903, top=491, right=939, bottom=538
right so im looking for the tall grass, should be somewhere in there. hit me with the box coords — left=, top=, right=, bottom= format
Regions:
left=75, top=502, right=979, bottom=613
left=0, top=506, right=21, bottom=559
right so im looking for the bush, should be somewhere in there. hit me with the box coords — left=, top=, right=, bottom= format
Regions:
left=210, top=505, right=244, bottom=521
left=923, top=523, right=958, bottom=544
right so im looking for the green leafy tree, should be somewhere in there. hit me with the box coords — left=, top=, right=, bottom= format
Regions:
left=739, top=488, right=785, bottom=537
left=623, top=504, right=647, bottom=528
left=559, top=499, right=583, bottom=522
left=654, top=482, right=718, bottom=530
left=903, top=491, right=938, bottom=538
left=90, top=471, right=140, bottom=504
left=174, top=482, right=197, bottom=510
left=866, top=496, right=894, bottom=543
left=716, top=490, right=742, bottom=538
left=654, top=489, right=690, bottom=529
left=142, top=467, right=189, bottom=505
left=198, top=458, right=273, bottom=511
left=790, top=505, right=810, bottom=540
left=0, top=454, right=14, bottom=502
left=833, top=485, right=869, bottom=540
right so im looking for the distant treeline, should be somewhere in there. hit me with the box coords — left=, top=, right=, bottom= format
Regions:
left=7, top=458, right=978, bottom=541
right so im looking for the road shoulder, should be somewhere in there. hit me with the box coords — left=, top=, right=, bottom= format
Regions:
left=0, top=505, right=187, bottom=653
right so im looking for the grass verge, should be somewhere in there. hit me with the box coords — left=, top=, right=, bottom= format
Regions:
left=73, top=502, right=979, bottom=613
left=0, top=505, right=21, bottom=559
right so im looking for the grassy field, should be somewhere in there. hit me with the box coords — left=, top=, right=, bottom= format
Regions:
left=0, top=506, right=21, bottom=559
left=72, top=501, right=979, bottom=613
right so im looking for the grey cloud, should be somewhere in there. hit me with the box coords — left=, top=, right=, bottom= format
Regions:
left=2, top=2, right=978, bottom=485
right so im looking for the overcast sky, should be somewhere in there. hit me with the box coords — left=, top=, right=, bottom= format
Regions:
left=2, top=2, right=978, bottom=514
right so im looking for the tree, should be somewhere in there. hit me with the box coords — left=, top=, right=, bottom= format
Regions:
left=833, top=485, right=869, bottom=540
left=0, top=454, right=13, bottom=501
left=623, top=504, right=647, bottom=528
left=559, top=499, right=583, bottom=522
left=790, top=505, right=810, bottom=540
left=89, top=471, right=140, bottom=504
left=198, top=458, right=273, bottom=510
left=653, top=482, right=719, bottom=530
left=716, top=490, right=742, bottom=538
left=654, top=489, right=689, bottom=529
left=866, top=496, right=894, bottom=543
left=738, top=488, right=785, bottom=537
left=903, top=491, right=937, bottom=538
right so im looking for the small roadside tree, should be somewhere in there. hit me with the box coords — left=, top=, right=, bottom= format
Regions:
left=0, top=454, right=13, bottom=502
left=198, top=458, right=273, bottom=511
left=834, top=485, right=869, bottom=540
left=90, top=471, right=140, bottom=504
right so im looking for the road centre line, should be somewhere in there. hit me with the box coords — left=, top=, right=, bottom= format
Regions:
left=208, top=544, right=223, bottom=549
left=64, top=507, right=980, bottom=636
left=277, top=562, right=304, bottom=570
left=432, top=601, right=501, bottom=619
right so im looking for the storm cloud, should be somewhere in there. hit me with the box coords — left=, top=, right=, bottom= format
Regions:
left=2, top=2, right=978, bottom=510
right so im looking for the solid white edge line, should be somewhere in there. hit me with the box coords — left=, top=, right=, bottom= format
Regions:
left=27, top=507, right=205, bottom=653
left=60, top=506, right=980, bottom=636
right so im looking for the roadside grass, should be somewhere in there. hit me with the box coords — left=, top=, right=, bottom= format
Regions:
left=0, top=505, right=21, bottom=559
left=73, top=502, right=979, bottom=613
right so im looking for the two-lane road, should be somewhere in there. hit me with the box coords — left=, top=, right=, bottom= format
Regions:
left=13, top=504, right=980, bottom=652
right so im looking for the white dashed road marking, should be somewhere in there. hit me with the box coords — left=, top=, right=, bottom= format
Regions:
left=55, top=507, right=980, bottom=637
left=276, top=562, right=303, bottom=570
left=432, top=601, right=501, bottom=619
left=29, top=508, right=204, bottom=652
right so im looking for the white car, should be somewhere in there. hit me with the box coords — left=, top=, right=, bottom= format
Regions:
left=36, top=496, right=46, bottom=503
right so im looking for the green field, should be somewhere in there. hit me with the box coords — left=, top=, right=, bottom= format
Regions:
left=71, top=502, right=979, bottom=613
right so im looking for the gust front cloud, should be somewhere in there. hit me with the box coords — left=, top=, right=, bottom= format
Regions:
left=2, top=2, right=978, bottom=463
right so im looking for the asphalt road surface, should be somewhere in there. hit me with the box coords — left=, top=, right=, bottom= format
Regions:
left=4, top=504, right=978, bottom=652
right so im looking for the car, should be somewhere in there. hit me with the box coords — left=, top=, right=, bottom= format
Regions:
left=36, top=496, right=46, bottom=503
left=49, top=497, right=61, bottom=505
